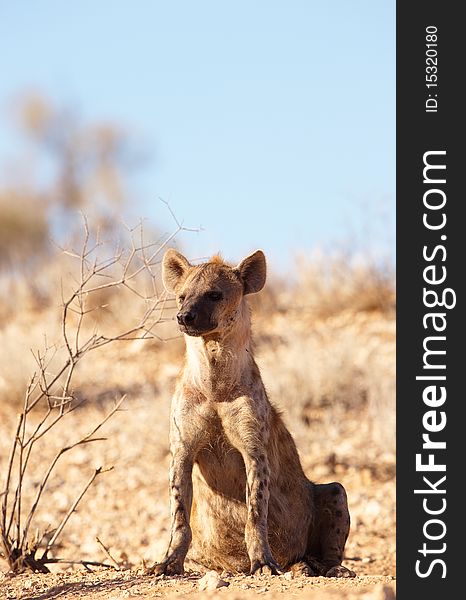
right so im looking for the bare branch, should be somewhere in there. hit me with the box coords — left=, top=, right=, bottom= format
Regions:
left=1, top=207, right=195, bottom=573
left=20, top=398, right=124, bottom=550
left=43, top=558, right=115, bottom=570
left=95, top=536, right=121, bottom=570
left=42, top=467, right=113, bottom=558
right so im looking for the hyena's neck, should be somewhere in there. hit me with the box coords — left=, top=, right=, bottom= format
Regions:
left=183, top=300, right=254, bottom=396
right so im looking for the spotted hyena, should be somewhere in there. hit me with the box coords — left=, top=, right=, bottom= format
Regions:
left=151, top=249, right=355, bottom=577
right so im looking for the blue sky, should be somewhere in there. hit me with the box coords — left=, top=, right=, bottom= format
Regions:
left=0, top=1, right=395, bottom=269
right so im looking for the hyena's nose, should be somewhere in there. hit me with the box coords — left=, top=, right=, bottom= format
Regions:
left=177, top=310, right=196, bottom=326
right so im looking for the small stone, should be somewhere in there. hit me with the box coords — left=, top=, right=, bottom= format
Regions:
left=198, top=570, right=230, bottom=591
left=284, top=571, right=293, bottom=581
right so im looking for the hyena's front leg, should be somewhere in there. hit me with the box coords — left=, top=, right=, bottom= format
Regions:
left=222, top=399, right=281, bottom=576
left=243, top=451, right=282, bottom=575
left=150, top=449, right=193, bottom=576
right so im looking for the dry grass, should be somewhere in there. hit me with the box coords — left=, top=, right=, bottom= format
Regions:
left=251, top=253, right=395, bottom=454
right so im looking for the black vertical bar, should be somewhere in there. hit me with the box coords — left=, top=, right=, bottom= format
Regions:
left=397, top=2, right=464, bottom=597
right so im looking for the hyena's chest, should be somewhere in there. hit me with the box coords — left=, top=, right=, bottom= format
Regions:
left=194, top=423, right=247, bottom=502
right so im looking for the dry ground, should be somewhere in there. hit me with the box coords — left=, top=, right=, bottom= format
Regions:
left=0, top=571, right=396, bottom=600
left=0, top=261, right=395, bottom=599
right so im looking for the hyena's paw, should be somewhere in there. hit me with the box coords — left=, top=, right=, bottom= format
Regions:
left=250, top=557, right=283, bottom=576
left=325, top=565, right=356, bottom=578
left=147, top=556, right=185, bottom=577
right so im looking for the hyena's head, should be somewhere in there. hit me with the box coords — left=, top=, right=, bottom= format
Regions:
left=162, top=249, right=266, bottom=337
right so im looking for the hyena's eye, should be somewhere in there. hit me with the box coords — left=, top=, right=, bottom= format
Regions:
left=178, top=294, right=186, bottom=303
left=207, top=291, right=223, bottom=301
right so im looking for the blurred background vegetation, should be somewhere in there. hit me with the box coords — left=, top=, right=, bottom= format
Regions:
left=0, top=92, right=142, bottom=269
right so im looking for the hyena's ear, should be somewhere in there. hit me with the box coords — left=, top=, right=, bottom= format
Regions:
left=162, top=249, right=191, bottom=294
left=235, top=250, right=266, bottom=295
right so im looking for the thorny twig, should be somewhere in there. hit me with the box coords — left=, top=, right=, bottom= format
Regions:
left=95, top=536, right=122, bottom=571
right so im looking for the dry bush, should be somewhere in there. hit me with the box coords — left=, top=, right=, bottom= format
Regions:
left=0, top=91, right=149, bottom=290
left=0, top=190, right=49, bottom=269
left=0, top=209, right=189, bottom=409
left=12, top=92, right=144, bottom=219
left=0, top=214, right=191, bottom=573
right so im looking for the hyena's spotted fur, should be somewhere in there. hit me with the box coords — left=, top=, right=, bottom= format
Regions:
left=150, top=249, right=355, bottom=577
